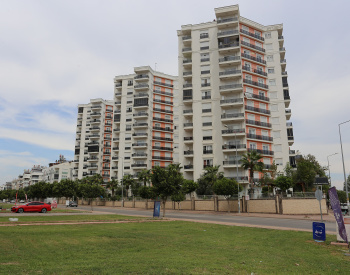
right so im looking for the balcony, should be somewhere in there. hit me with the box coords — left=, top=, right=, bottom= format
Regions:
left=133, top=112, right=148, bottom=118
left=240, top=29, right=264, bottom=41
left=219, top=83, right=243, bottom=92
left=182, top=47, right=192, bottom=52
left=133, top=143, right=147, bottom=147
left=184, top=150, right=194, bottom=155
left=285, top=109, right=292, bottom=119
left=247, top=148, right=274, bottom=156
left=184, top=137, right=193, bottom=143
left=112, top=147, right=119, bottom=151
left=222, top=144, right=246, bottom=150
left=183, top=71, right=192, bottom=78
left=221, top=113, right=245, bottom=120
left=203, top=150, right=213, bottom=155
left=240, top=40, right=265, bottom=53
left=87, top=165, right=98, bottom=170
left=134, top=84, right=149, bottom=90
left=153, top=146, right=173, bottom=151
left=221, top=128, right=245, bottom=135
left=153, top=126, right=173, bottom=132
left=183, top=109, right=193, bottom=115
left=153, top=117, right=173, bottom=123
left=245, top=105, right=270, bottom=115
left=132, top=153, right=148, bottom=158
left=201, top=58, right=210, bottom=62
left=90, top=127, right=100, bottom=132
left=219, top=69, right=241, bottom=79
left=183, top=96, right=193, bottom=101
left=153, top=136, right=173, bottom=141
left=184, top=123, right=193, bottom=128
left=153, top=156, right=173, bottom=161
left=184, top=165, right=194, bottom=170
left=133, top=123, right=148, bottom=128
left=134, top=74, right=149, bottom=80
left=91, top=105, right=101, bottom=110
left=218, top=55, right=241, bottom=66
left=216, top=17, right=238, bottom=27
left=217, top=29, right=239, bottom=37
left=91, top=112, right=101, bottom=117
left=153, top=89, right=173, bottom=97
left=153, top=99, right=173, bottom=105
left=286, top=122, right=293, bottom=128
left=246, top=134, right=273, bottom=142
left=182, top=35, right=191, bottom=41
left=242, top=66, right=268, bottom=77
left=131, top=164, right=147, bottom=168
left=218, top=42, right=240, bottom=52
left=183, top=83, right=192, bottom=88
left=133, top=133, right=148, bottom=137
left=134, top=103, right=149, bottom=108
left=153, top=108, right=173, bottom=114
left=134, top=93, right=149, bottom=98
left=223, top=160, right=241, bottom=167
left=112, top=156, right=119, bottom=160
left=243, top=79, right=268, bottom=90
left=183, top=59, right=192, bottom=65
left=241, top=53, right=266, bottom=65
left=246, top=119, right=272, bottom=128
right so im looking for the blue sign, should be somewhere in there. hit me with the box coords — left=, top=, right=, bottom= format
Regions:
left=153, top=201, right=161, bottom=218
left=313, top=222, right=326, bottom=242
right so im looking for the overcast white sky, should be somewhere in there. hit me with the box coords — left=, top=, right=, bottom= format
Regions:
left=1, top=0, right=350, bottom=190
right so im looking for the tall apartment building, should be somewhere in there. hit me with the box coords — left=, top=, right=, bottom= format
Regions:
left=177, top=5, right=294, bottom=193
left=74, top=66, right=178, bottom=182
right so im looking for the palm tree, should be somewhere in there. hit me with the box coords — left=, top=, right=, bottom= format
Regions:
left=241, top=151, right=264, bottom=193
left=121, top=174, right=135, bottom=198
left=201, top=165, right=224, bottom=191
left=138, top=169, right=152, bottom=187
left=106, top=179, right=118, bottom=197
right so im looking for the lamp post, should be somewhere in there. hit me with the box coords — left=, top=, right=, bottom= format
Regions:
left=224, top=124, right=240, bottom=213
left=339, top=120, right=350, bottom=214
left=121, top=159, right=124, bottom=208
left=327, top=153, right=338, bottom=187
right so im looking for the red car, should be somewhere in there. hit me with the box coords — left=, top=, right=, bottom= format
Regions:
left=11, top=201, right=52, bottom=213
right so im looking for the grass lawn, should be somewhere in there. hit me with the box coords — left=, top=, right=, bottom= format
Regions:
left=0, top=218, right=350, bottom=274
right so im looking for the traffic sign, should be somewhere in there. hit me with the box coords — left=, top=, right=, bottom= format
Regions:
left=315, top=189, right=323, bottom=201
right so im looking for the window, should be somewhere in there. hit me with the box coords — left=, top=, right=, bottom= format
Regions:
left=201, top=65, right=210, bottom=74
left=243, top=37, right=250, bottom=44
left=265, top=32, right=271, bottom=39
left=202, top=103, right=211, bottom=113
left=260, top=116, right=267, bottom=123
left=254, top=30, right=261, bottom=37
left=200, top=29, right=209, bottom=39
left=275, top=158, right=283, bottom=166
left=200, top=52, right=210, bottom=62
left=268, top=67, right=275, bottom=74
left=202, top=90, right=211, bottom=99
left=247, top=100, right=254, bottom=107
left=243, top=49, right=250, bottom=55
left=269, top=79, right=276, bottom=86
left=260, top=103, right=266, bottom=109
left=247, top=114, right=255, bottom=121
left=155, top=142, right=161, bottom=147
left=202, top=116, right=212, bottom=126
left=201, top=78, right=210, bottom=87
left=256, top=42, right=262, bottom=49
left=242, top=25, right=249, bottom=32
left=249, top=128, right=256, bottom=135
left=263, top=145, right=269, bottom=151
left=267, top=55, right=274, bottom=62
left=128, top=80, right=133, bottom=86
left=250, top=143, right=257, bottom=150
left=200, top=41, right=209, bottom=50
left=155, top=77, right=162, bottom=82
left=154, top=162, right=160, bottom=167
left=259, top=90, right=265, bottom=97
left=262, top=130, right=268, bottom=136
left=203, top=159, right=213, bottom=167
left=203, top=145, right=212, bottom=154
left=154, top=151, right=160, bottom=157
left=256, top=54, right=262, bottom=61
left=256, top=65, right=263, bottom=72
left=245, top=74, right=252, bottom=81
left=246, top=87, right=253, bottom=96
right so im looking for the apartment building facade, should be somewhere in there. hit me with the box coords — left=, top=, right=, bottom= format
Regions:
left=74, top=67, right=178, bottom=182
left=177, top=5, right=294, bottom=193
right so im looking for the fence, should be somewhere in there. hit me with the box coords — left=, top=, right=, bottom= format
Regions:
left=58, top=195, right=328, bottom=215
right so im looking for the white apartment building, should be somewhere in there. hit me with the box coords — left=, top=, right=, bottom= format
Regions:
left=42, top=161, right=74, bottom=184
left=177, top=5, right=294, bottom=193
left=74, top=66, right=178, bottom=182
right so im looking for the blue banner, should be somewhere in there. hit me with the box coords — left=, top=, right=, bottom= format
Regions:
left=313, top=222, right=326, bottom=242
left=153, top=201, right=161, bottom=218
left=328, top=187, right=348, bottom=243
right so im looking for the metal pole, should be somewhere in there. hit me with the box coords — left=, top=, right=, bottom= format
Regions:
left=327, top=153, right=338, bottom=187
left=235, top=131, right=240, bottom=214
left=339, top=120, right=350, bottom=215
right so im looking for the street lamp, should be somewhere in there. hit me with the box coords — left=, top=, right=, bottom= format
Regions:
left=121, top=159, right=124, bottom=208
left=327, top=153, right=338, bottom=187
left=224, top=124, right=241, bottom=214
left=339, top=120, right=350, bottom=214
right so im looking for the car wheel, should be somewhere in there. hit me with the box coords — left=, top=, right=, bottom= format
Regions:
left=41, top=208, right=47, bottom=213
left=18, top=208, right=24, bottom=213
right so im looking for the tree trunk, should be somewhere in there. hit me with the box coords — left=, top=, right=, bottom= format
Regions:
left=162, top=200, right=166, bottom=217
left=227, top=199, right=230, bottom=213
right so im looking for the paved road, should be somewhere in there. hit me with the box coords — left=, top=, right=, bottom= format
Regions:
left=74, top=205, right=337, bottom=234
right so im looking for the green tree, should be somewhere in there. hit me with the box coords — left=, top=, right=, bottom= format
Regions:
left=171, top=192, right=186, bottom=210
left=196, top=165, right=223, bottom=195
left=213, top=177, right=241, bottom=213
left=59, top=179, right=77, bottom=200
left=170, top=179, right=198, bottom=210
left=274, top=175, right=293, bottom=195
left=294, top=155, right=324, bottom=192
left=241, top=151, right=264, bottom=193
left=151, top=164, right=184, bottom=217
left=28, top=181, right=50, bottom=201
left=121, top=174, right=135, bottom=198
left=139, top=186, right=156, bottom=200
left=79, top=178, right=106, bottom=210
left=106, top=179, right=118, bottom=197
left=138, top=169, right=152, bottom=187
left=337, top=190, right=347, bottom=204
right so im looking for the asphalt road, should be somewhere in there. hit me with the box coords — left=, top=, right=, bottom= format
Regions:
left=74, top=205, right=337, bottom=234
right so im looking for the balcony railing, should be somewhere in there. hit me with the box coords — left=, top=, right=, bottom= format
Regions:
left=245, top=105, right=270, bottom=114
left=223, top=160, right=241, bottom=165
left=183, top=71, right=192, bottom=76
left=240, top=40, right=265, bottom=52
left=153, top=108, right=173, bottom=114
left=219, top=69, right=241, bottom=76
left=134, top=93, right=149, bottom=98
left=183, top=59, right=192, bottom=64
left=217, top=17, right=238, bottom=24
left=182, top=35, right=191, bottom=40
left=184, top=165, right=194, bottom=169
left=152, top=156, right=173, bottom=161
left=132, top=153, right=147, bottom=157
left=182, top=47, right=192, bottom=52
left=183, top=83, right=192, bottom=88
left=222, top=144, right=246, bottom=150
left=286, top=122, right=293, bottom=127
left=153, top=117, right=173, bottom=123
left=246, top=134, right=273, bottom=142
left=153, top=136, right=173, bottom=141
left=221, top=113, right=245, bottom=119
left=241, top=53, right=266, bottom=64
left=153, top=90, right=173, bottom=97
left=133, top=123, right=148, bottom=127
left=134, top=74, right=149, bottom=80
left=184, top=123, right=193, bottom=127
left=247, top=148, right=274, bottom=156
left=221, top=128, right=245, bottom=134
left=134, top=84, right=149, bottom=89
left=184, top=150, right=194, bottom=155
left=217, top=30, right=239, bottom=37
left=131, top=164, right=147, bottom=168
left=246, top=119, right=272, bottom=128
left=133, top=143, right=147, bottom=147
left=153, top=146, right=173, bottom=151
left=153, top=126, right=173, bottom=132
left=219, top=83, right=242, bottom=90
left=133, top=112, right=148, bottom=117
left=184, top=137, right=193, bottom=141
left=243, top=79, right=269, bottom=89
left=133, top=133, right=148, bottom=137
left=153, top=81, right=173, bottom=88
left=219, top=55, right=240, bottom=63
left=240, top=29, right=264, bottom=41
left=219, top=42, right=240, bottom=49
left=183, top=109, right=193, bottom=114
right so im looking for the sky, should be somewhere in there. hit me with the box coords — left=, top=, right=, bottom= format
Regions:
left=1, top=0, right=350, bottom=190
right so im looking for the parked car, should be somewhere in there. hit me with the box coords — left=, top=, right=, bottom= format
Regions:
left=68, top=201, right=78, bottom=207
left=11, top=202, right=52, bottom=213
left=10, top=200, right=15, bottom=203
left=19, top=200, right=25, bottom=203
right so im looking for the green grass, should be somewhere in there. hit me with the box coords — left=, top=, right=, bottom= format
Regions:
left=0, top=219, right=349, bottom=274
left=0, top=214, right=144, bottom=223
